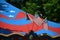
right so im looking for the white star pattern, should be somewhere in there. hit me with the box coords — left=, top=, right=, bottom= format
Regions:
left=1, top=5, right=7, bottom=7
left=8, top=15, right=14, bottom=17
left=10, top=10, right=15, bottom=13
left=0, top=10, right=4, bottom=12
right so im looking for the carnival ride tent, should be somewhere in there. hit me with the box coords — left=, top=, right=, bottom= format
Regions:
left=0, top=0, right=60, bottom=37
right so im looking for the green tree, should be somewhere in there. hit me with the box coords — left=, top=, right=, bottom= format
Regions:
left=6, top=0, right=60, bottom=23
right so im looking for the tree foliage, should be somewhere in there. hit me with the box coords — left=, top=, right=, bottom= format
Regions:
left=6, top=0, right=60, bottom=23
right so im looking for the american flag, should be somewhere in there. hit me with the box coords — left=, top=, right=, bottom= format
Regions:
left=34, top=17, right=43, bottom=26
left=43, top=17, right=48, bottom=30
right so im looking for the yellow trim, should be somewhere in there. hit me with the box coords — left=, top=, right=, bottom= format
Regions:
left=0, top=33, right=24, bottom=37
left=0, top=33, right=60, bottom=38
left=39, top=34, right=60, bottom=38
left=46, top=34, right=60, bottom=38
left=47, top=34, right=59, bottom=38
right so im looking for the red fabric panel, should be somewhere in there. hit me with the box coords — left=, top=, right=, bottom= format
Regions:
left=15, top=12, right=26, bottom=20
left=0, top=22, right=43, bottom=33
left=0, top=14, right=10, bottom=19
left=49, top=26, right=60, bottom=34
